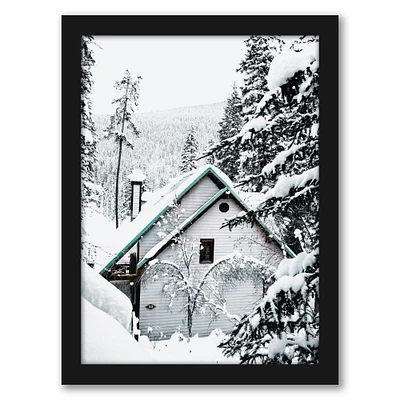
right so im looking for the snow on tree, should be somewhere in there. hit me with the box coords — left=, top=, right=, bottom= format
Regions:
left=81, top=35, right=100, bottom=211
left=203, top=36, right=319, bottom=253
left=212, top=83, right=244, bottom=181
left=237, top=36, right=319, bottom=254
left=237, top=35, right=284, bottom=122
left=219, top=250, right=319, bottom=364
left=205, top=138, right=215, bottom=165
left=179, top=127, right=199, bottom=174
left=81, top=36, right=104, bottom=267
left=216, top=36, right=320, bottom=364
left=200, top=36, right=284, bottom=186
left=105, top=69, right=142, bottom=228
left=118, top=176, right=134, bottom=225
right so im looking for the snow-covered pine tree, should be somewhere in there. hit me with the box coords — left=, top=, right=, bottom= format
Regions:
left=234, top=36, right=287, bottom=186
left=238, top=35, right=284, bottom=122
left=81, top=35, right=99, bottom=212
left=199, top=37, right=284, bottom=184
left=119, top=177, right=132, bottom=224
left=218, top=36, right=320, bottom=364
left=220, top=250, right=319, bottom=364
left=179, top=127, right=199, bottom=174
left=105, top=69, right=142, bottom=228
left=205, top=138, right=215, bottom=165
left=213, top=83, right=243, bottom=181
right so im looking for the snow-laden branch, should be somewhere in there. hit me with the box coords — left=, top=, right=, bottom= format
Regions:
left=265, top=273, right=311, bottom=303
left=275, top=248, right=319, bottom=279
left=197, top=115, right=273, bottom=161
left=239, top=116, right=269, bottom=143
left=261, top=166, right=319, bottom=201
left=261, top=144, right=306, bottom=176
left=234, top=142, right=307, bottom=189
left=268, top=40, right=319, bottom=91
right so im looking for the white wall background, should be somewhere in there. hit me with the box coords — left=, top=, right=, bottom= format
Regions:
left=1, top=0, right=399, bottom=398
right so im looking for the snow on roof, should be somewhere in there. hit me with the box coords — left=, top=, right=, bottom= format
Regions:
left=268, top=40, right=319, bottom=91
left=102, top=165, right=235, bottom=273
left=82, top=207, right=114, bottom=249
left=100, top=165, right=296, bottom=274
left=127, top=169, right=146, bottom=182
left=141, top=191, right=154, bottom=202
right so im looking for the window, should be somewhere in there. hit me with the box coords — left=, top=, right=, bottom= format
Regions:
left=199, top=239, right=214, bottom=263
left=219, top=202, right=229, bottom=213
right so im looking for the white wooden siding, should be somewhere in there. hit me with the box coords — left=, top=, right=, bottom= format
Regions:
left=179, top=175, right=220, bottom=217
left=139, top=196, right=283, bottom=339
left=140, top=278, right=263, bottom=339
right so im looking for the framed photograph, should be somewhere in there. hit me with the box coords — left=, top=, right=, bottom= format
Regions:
left=62, top=15, right=338, bottom=385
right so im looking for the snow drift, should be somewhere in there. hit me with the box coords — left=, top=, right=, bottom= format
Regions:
left=81, top=262, right=133, bottom=330
left=81, top=298, right=153, bottom=364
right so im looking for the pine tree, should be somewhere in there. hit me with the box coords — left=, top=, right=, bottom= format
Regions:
left=120, top=177, right=132, bottom=224
left=105, top=69, right=142, bottom=228
left=81, top=35, right=99, bottom=211
left=179, top=127, right=199, bottom=174
left=233, top=35, right=286, bottom=186
left=217, top=36, right=320, bottom=364
left=236, top=36, right=319, bottom=253
left=238, top=35, right=284, bottom=122
left=213, top=83, right=244, bottom=181
left=205, top=138, right=215, bottom=165
left=200, top=37, right=284, bottom=183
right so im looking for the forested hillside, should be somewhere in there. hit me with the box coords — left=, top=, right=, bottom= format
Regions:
left=93, top=102, right=225, bottom=221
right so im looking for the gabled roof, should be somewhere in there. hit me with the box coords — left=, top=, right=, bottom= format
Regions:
left=100, top=165, right=295, bottom=275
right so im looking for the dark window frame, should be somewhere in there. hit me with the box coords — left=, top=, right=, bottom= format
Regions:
left=199, top=238, right=214, bottom=264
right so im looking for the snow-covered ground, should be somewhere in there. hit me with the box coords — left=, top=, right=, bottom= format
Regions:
left=81, top=262, right=153, bottom=363
left=81, top=261, right=133, bottom=330
left=81, top=297, right=154, bottom=364
left=139, top=329, right=239, bottom=364
left=81, top=262, right=238, bottom=364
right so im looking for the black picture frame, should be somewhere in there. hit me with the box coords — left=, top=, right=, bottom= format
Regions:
left=62, top=14, right=338, bottom=385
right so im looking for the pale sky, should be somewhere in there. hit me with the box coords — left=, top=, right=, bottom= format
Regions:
left=91, top=36, right=248, bottom=114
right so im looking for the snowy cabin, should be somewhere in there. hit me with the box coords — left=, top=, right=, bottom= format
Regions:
left=99, top=165, right=294, bottom=339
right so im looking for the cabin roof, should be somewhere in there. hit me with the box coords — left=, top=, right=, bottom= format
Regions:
left=100, top=165, right=295, bottom=274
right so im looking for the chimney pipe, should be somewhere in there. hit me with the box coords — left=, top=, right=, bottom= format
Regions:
left=127, top=169, right=145, bottom=221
